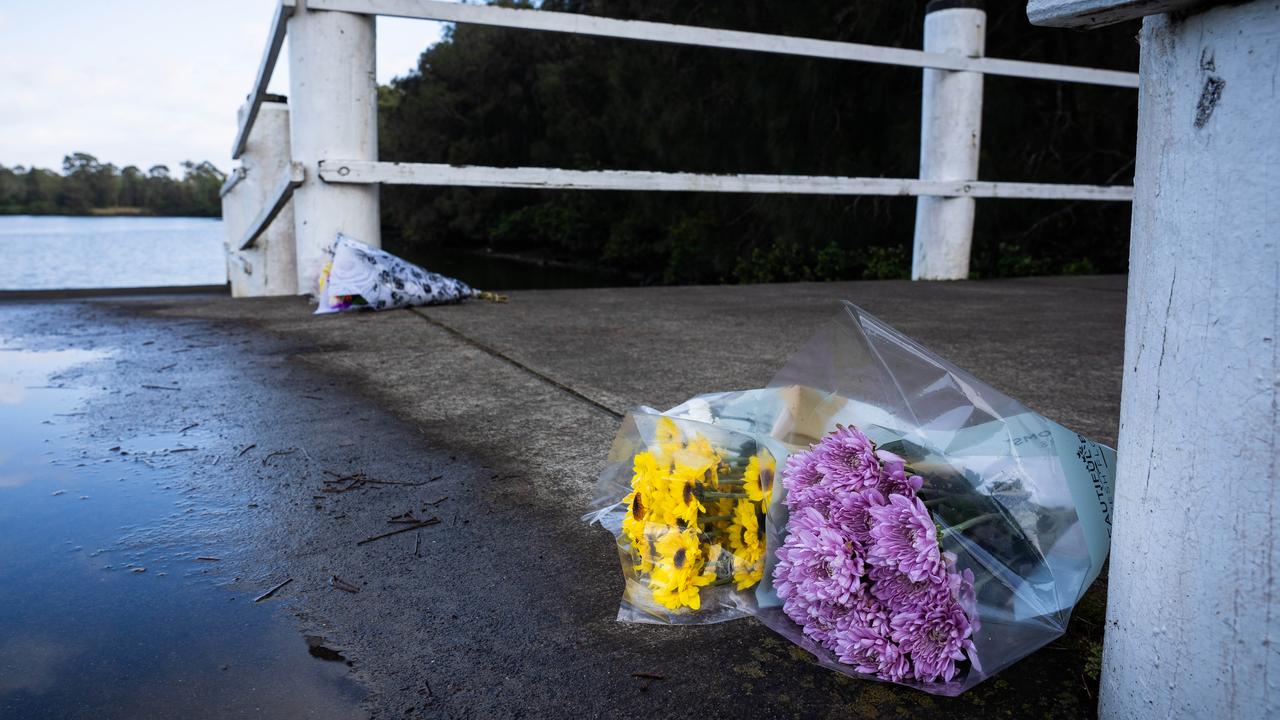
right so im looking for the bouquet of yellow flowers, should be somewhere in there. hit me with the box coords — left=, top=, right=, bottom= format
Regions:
left=589, top=413, right=775, bottom=621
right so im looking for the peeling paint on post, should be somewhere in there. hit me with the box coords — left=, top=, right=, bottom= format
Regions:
left=912, top=1, right=986, bottom=281
left=287, top=0, right=380, bottom=295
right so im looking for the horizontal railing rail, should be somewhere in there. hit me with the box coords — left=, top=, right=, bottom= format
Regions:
left=311, top=0, right=1139, bottom=86
left=232, top=0, right=1137, bottom=161
left=232, top=0, right=296, bottom=159
left=319, top=160, right=1136, bottom=201
left=237, top=161, right=305, bottom=250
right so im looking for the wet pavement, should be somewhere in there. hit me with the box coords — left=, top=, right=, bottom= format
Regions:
left=0, top=344, right=366, bottom=719
left=0, top=277, right=1127, bottom=718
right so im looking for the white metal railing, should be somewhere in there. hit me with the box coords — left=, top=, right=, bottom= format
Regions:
left=317, top=160, right=1135, bottom=201
left=223, top=0, right=1138, bottom=294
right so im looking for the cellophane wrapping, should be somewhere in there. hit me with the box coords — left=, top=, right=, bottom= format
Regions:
left=588, top=302, right=1115, bottom=694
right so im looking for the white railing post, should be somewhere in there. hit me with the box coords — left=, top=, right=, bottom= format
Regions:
left=1030, top=1, right=1279, bottom=718
left=1100, top=4, right=1278, bottom=718
left=912, top=0, right=986, bottom=281
left=222, top=99, right=299, bottom=297
left=287, top=0, right=380, bottom=295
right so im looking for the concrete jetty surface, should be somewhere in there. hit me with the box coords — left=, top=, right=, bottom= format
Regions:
left=0, top=276, right=1125, bottom=718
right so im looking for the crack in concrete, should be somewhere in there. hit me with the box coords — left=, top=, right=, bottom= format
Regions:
left=408, top=307, right=625, bottom=421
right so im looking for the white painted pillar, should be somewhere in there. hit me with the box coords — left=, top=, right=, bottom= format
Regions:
left=222, top=99, right=299, bottom=298
left=287, top=1, right=380, bottom=296
left=1099, top=3, right=1280, bottom=718
left=912, top=0, right=985, bottom=281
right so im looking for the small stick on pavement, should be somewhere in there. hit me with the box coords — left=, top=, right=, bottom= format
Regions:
left=179, top=422, right=199, bottom=433
left=414, top=532, right=422, bottom=558
left=632, top=672, right=666, bottom=680
left=356, top=518, right=439, bottom=546
left=330, top=575, right=361, bottom=594
left=141, top=384, right=180, bottom=391
left=262, top=449, right=297, bottom=466
left=237, top=443, right=257, bottom=457
left=423, top=496, right=449, bottom=507
left=196, top=556, right=220, bottom=562
left=254, top=578, right=293, bottom=603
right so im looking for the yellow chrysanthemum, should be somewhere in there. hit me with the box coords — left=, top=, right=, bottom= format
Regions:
left=630, top=451, right=678, bottom=526
left=621, top=490, right=653, bottom=572
left=680, top=435, right=720, bottom=486
left=650, top=529, right=713, bottom=611
left=667, top=462, right=706, bottom=527
left=654, top=417, right=684, bottom=461
left=731, top=542, right=765, bottom=590
left=726, top=499, right=761, bottom=552
left=743, top=450, right=776, bottom=508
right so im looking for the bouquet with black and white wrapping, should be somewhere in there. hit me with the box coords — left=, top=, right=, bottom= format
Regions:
left=315, top=234, right=503, bottom=314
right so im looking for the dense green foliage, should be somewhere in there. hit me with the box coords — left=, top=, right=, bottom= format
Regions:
left=379, top=0, right=1138, bottom=283
left=0, top=153, right=224, bottom=217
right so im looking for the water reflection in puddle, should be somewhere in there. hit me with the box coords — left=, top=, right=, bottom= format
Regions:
left=0, top=345, right=366, bottom=719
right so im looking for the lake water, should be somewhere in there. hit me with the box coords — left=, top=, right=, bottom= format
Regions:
left=0, top=216, right=227, bottom=290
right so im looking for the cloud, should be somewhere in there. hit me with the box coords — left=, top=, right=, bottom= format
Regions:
left=0, top=1, right=448, bottom=173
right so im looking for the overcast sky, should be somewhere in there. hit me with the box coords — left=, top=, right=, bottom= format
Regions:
left=0, top=1, right=448, bottom=174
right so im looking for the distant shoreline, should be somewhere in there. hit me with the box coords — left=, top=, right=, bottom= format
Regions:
left=0, top=210, right=221, bottom=219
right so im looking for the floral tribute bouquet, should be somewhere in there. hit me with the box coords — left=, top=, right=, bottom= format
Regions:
left=773, top=424, right=980, bottom=684
left=314, top=234, right=504, bottom=313
left=590, top=413, right=775, bottom=622
left=589, top=303, right=1117, bottom=694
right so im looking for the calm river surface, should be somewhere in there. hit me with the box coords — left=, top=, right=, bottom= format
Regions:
left=0, top=216, right=226, bottom=290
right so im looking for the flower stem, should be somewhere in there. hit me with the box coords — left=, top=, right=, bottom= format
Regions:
left=697, top=490, right=748, bottom=499
left=938, top=512, right=1000, bottom=539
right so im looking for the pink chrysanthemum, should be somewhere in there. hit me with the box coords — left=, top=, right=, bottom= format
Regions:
left=834, top=621, right=911, bottom=682
left=890, top=601, right=978, bottom=683
left=814, top=425, right=882, bottom=492
left=868, top=494, right=946, bottom=583
left=781, top=449, right=824, bottom=509
left=876, top=451, right=924, bottom=497
left=868, top=564, right=949, bottom=612
left=774, top=507, right=864, bottom=605
left=827, top=488, right=887, bottom=548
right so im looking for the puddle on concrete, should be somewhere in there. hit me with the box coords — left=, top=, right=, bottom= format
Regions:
left=0, top=345, right=367, bottom=719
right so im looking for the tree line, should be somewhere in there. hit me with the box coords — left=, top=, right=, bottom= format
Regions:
left=378, top=0, right=1139, bottom=282
left=0, top=153, right=224, bottom=217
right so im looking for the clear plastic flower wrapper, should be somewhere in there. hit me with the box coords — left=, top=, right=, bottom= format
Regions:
left=587, top=413, right=777, bottom=623
left=588, top=302, right=1115, bottom=695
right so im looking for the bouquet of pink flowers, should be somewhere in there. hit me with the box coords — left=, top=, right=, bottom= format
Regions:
left=773, top=425, right=979, bottom=684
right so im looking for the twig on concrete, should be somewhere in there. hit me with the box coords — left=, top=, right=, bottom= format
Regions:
left=330, top=575, right=361, bottom=594
left=141, top=384, right=179, bottom=391
left=179, top=422, right=199, bottom=433
left=423, top=496, right=449, bottom=507
left=632, top=672, right=666, bottom=680
left=237, top=443, right=257, bottom=457
left=262, top=449, right=297, bottom=466
left=253, top=577, right=293, bottom=603
left=356, top=518, right=439, bottom=546
left=414, top=532, right=422, bottom=557
left=196, top=556, right=220, bottom=562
